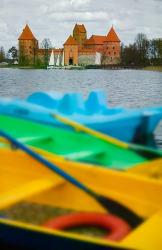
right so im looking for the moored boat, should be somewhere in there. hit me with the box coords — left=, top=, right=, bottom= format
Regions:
left=26, top=90, right=162, bottom=142
left=0, top=147, right=162, bottom=250
left=0, top=114, right=162, bottom=170
left=0, top=90, right=162, bottom=142
left=127, top=158, right=162, bottom=179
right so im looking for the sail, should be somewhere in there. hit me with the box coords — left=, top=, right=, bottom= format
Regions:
left=61, top=51, right=64, bottom=66
left=49, top=50, right=54, bottom=66
left=56, top=54, right=60, bottom=66
left=95, top=52, right=101, bottom=65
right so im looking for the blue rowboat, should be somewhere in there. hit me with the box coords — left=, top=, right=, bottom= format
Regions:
left=0, top=90, right=162, bottom=142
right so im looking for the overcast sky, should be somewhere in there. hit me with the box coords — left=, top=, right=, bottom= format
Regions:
left=0, top=0, right=162, bottom=50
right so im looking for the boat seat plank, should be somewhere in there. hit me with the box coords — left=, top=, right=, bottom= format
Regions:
left=63, top=149, right=105, bottom=160
left=0, top=178, right=64, bottom=210
left=0, top=135, right=53, bottom=146
left=20, top=135, right=53, bottom=144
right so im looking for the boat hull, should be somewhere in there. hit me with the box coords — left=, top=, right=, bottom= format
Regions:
left=0, top=93, right=162, bottom=142
left=27, top=91, right=162, bottom=142
left=0, top=220, right=123, bottom=250
left=0, top=114, right=152, bottom=170
left=1, top=148, right=162, bottom=249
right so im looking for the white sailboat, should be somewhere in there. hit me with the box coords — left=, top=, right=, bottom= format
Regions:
left=95, top=52, right=101, bottom=65
left=56, top=54, right=60, bottom=67
left=61, top=51, right=64, bottom=67
left=47, top=50, right=55, bottom=69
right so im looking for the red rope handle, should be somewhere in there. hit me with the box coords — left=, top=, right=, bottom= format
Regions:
left=43, top=212, right=131, bottom=241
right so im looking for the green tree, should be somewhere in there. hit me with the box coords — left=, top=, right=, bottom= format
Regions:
left=155, top=39, right=162, bottom=65
left=148, top=39, right=162, bottom=65
left=121, top=43, right=138, bottom=66
left=0, top=46, right=5, bottom=63
left=41, top=38, right=52, bottom=67
left=8, top=46, right=18, bottom=62
left=134, top=33, right=149, bottom=65
left=121, top=33, right=150, bottom=66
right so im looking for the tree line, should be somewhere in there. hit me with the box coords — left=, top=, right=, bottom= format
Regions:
left=1, top=33, right=162, bottom=67
left=121, top=33, right=162, bottom=66
left=0, top=46, right=18, bottom=64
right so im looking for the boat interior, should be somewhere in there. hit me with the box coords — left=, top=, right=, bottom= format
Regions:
left=0, top=147, right=162, bottom=249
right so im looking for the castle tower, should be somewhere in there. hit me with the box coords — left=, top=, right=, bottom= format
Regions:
left=73, top=24, right=87, bottom=49
left=64, top=35, right=78, bottom=65
left=18, top=24, right=38, bottom=65
left=103, top=26, right=121, bottom=64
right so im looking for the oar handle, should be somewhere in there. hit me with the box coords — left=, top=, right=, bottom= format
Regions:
left=52, top=114, right=162, bottom=159
left=52, top=114, right=128, bottom=149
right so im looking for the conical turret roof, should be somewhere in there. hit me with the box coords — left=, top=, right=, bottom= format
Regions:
left=106, top=26, right=120, bottom=42
left=18, top=24, right=37, bottom=40
left=64, top=35, right=78, bottom=45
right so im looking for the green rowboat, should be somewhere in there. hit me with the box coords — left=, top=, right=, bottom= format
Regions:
left=0, top=114, right=161, bottom=170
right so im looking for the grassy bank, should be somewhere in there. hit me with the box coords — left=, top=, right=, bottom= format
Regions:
left=0, top=65, right=46, bottom=69
left=1, top=64, right=162, bottom=71
left=143, top=66, right=162, bottom=72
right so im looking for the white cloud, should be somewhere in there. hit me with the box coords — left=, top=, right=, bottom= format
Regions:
left=48, top=11, right=108, bottom=22
left=0, top=21, right=8, bottom=33
left=0, top=0, right=162, bottom=51
left=69, top=0, right=91, bottom=7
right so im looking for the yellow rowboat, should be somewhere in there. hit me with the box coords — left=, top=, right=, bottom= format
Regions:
left=1, top=147, right=162, bottom=250
left=33, top=147, right=162, bottom=182
left=128, top=158, right=162, bottom=179
left=0, top=114, right=162, bottom=171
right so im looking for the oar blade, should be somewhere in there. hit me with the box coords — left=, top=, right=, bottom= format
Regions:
left=93, top=193, right=143, bottom=228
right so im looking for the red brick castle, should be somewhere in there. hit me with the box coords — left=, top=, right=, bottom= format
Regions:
left=18, top=24, right=121, bottom=66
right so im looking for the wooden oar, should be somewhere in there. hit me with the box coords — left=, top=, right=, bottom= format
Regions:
left=52, top=113, right=162, bottom=159
left=0, top=130, right=142, bottom=228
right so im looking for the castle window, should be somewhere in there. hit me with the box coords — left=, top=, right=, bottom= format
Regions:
left=114, top=52, right=116, bottom=55
left=113, top=46, right=115, bottom=50
left=109, top=52, right=111, bottom=55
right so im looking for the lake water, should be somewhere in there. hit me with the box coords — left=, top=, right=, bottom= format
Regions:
left=0, top=68, right=162, bottom=147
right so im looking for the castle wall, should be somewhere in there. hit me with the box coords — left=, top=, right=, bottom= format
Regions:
left=73, top=31, right=87, bottom=48
left=64, top=45, right=78, bottom=65
left=103, top=41, right=121, bottom=61
left=84, top=44, right=103, bottom=51
left=102, top=55, right=121, bottom=65
left=100, top=41, right=120, bottom=65
left=19, top=40, right=38, bottom=65
left=78, top=54, right=96, bottom=65
left=73, top=27, right=87, bottom=49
